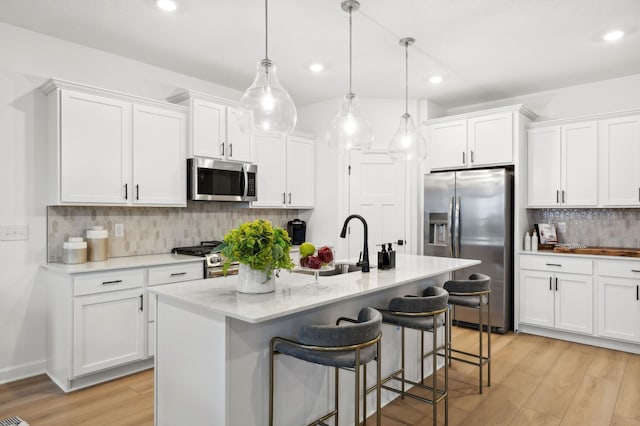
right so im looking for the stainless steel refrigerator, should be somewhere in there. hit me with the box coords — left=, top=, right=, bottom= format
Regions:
left=424, top=167, right=513, bottom=333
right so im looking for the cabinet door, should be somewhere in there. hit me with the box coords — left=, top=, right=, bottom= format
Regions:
left=251, top=133, right=286, bottom=207
left=73, top=289, right=144, bottom=376
left=192, top=99, right=225, bottom=159
left=562, top=121, right=597, bottom=206
left=428, top=120, right=467, bottom=170
left=599, top=115, right=640, bottom=206
left=519, top=270, right=555, bottom=328
left=60, top=90, right=131, bottom=204
left=286, top=135, right=315, bottom=208
left=226, top=107, right=253, bottom=162
left=132, top=104, right=186, bottom=206
left=467, top=112, right=513, bottom=166
left=597, top=276, right=640, bottom=342
left=528, top=126, right=562, bottom=206
left=554, top=273, right=593, bottom=334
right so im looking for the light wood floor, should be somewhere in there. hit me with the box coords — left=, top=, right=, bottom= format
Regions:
left=1, top=328, right=639, bottom=425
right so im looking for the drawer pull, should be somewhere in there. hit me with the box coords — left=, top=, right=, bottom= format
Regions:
left=549, top=277, right=552, bottom=291
left=139, top=294, right=143, bottom=312
left=631, top=270, right=640, bottom=273
left=545, top=263, right=562, bottom=267
left=637, top=285, right=639, bottom=301
left=170, top=272, right=187, bottom=277
left=555, top=277, right=558, bottom=291
left=101, top=280, right=123, bottom=285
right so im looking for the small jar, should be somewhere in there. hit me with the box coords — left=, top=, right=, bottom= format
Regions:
left=86, top=226, right=109, bottom=262
left=63, top=237, right=87, bottom=264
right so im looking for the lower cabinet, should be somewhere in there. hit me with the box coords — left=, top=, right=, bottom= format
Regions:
left=597, top=260, right=640, bottom=342
left=73, top=289, right=144, bottom=376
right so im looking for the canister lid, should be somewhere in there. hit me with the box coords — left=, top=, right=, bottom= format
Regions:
left=86, top=226, right=108, bottom=239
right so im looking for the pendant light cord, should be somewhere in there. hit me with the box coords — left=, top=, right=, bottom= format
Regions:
left=404, top=41, right=409, bottom=116
left=264, top=0, right=269, bottom=60
left=348, top=7, right=353, bottom=95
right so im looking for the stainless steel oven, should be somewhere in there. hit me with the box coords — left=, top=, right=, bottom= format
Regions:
left=172, top=241, right=239, bottom=279
left=188, top=158, right=257, bottom=202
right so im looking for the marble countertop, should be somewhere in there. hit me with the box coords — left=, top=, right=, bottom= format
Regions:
left=148, top=254, right=480, bottom=323
left=42, top=253, right=204, bottom=275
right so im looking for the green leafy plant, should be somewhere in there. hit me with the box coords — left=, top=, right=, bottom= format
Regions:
left=221, top=219, right=294, bottom=279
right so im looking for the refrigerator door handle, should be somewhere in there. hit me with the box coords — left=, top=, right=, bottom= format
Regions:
left=447, top=196, right=454, bottom=257
left=454, top=195, right=461, bottom=258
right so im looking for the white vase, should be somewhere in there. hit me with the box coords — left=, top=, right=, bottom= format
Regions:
left=237, top=263, right=275, bottom=294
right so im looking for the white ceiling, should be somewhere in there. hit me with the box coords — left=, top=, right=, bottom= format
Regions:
left=1, top=0, right=639, bottom=109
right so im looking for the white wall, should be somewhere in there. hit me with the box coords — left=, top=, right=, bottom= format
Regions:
left=0, top=22, right=258, bottom=383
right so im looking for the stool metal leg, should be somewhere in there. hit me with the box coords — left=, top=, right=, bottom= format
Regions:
left=432, top=319, right=438, bottom=425
left=444, top=310, right=449, bottom=426
left=401, top=326, right=406, bottom=397
left=335, top=367, right=339, bottom=426
left=376, top=339, right=382, bottom=426
left=269, top=345, right=274, bottom=426
left=487, top=296, right=491, bottom=388
left=363, top=363, right=367, bottom=425
left=355, top=349, right=360, bottom=426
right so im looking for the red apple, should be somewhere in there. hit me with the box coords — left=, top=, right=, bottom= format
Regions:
left=300, top=255, right=309, bottom=267
left=317, top=246, right=333, bottom=264
left=306, top=255, right=322, bottom=269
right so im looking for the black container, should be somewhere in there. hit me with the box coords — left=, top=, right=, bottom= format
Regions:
left=287, top=219, right=307, bottom=245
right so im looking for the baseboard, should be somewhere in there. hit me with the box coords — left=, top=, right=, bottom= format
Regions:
left=0, top=360, right=46, bottom=384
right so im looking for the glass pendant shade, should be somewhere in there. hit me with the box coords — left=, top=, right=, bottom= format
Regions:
left=389, top=113, right=426, bottom=161
left=238, top=59, right=297, bottom=135
left=327, top=93, right=373, bottom=152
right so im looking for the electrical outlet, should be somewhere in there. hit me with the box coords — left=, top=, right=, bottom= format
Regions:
left=0, top=224, right=29, bottom=241
left=115, top=223, right=124, bottom=238
left=557, top=222, right=567, bottom=233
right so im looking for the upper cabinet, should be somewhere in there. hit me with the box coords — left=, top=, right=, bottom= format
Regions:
left=598, top=115, right=640, bottom=206
left=425, top=106, right=535, bottom=171
left=168, top=91, right=252, bottom=163
left=527, top=121, right=598, bottom=207
left=252, top=132, right=315, bottom=209
left=43, top=80, right=187, bottom=207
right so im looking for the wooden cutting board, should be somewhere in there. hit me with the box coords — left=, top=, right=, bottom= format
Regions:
left=552, top=246, right=640, bottom=257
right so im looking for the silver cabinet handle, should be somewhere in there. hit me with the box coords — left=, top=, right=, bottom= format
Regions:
left=102, top=280, right=123, bottom=285
left=470, top=150, right=474, bottom=163
left=170, top=272, right=187, bottom=277
left=545, top=263, right=562, bottom=267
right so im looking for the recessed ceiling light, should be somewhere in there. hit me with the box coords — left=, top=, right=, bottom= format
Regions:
left=157, top=0, right=177, bottom=12
left=602, top=30, right=624, bottom=42
left=309, top=63, right=324, bottom=73
left=429, top=75, right=443, bottom=84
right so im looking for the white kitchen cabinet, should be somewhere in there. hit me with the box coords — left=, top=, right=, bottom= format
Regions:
left=169, top=91, right=252, bottom=163
left=43, top=79, right=187, bottom=207
left=519, top=255, right=593, bottom=334
left=597, top=259, right=640, bottom=342
left=73, top=288, right=144, bottom=376
left=425, top=106, right=534, bottom=171
left=598, top=115, right=640, bottom=206
left=527, top=120, right=598, bottom=207
left=252, top=132, right=315, bottom=208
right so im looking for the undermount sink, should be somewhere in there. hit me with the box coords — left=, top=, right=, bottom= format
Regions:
left=295, top=262, right=362, bottom=276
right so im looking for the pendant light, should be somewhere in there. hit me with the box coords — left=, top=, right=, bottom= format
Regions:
left=326, top=0, right=373, bottom=152
left=388, top=37, right=426, bottom=162
left=238, top=0, right=297, bottom=136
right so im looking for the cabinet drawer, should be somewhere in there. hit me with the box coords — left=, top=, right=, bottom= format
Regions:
left=74, top=269, right=144, bottom=296
left=148, top=262, right=204, bottom=286
left=520, top=255, right=592, bottom=275
left=598, top=259, right=640, bottom=279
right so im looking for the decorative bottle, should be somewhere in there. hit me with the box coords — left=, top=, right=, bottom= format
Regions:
left=532, top=231, right=539, bottom=252
left=524, top=232, right=531, bottom=251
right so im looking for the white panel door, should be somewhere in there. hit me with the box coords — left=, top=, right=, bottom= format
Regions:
left=519, top=270, right=554, bottom=328
left=192, top=99, right=225, bottom=159
left=252, top=133, right=286, bottom=207
left=467, top=112, right=513, bottom=166
left=527, top=126, right=562, bottom=206
left=348, top=151, right=406, bottom=262
left=554, top=273, right=593, bottom=334
left=132, top=104, right=186, bottom=206
left=73, top=289, right=144, bottom=376
left=599, top=115, right=640, bottom=206
left=597, top=276, right=640, bottom=342
left=60, top=90, right=131, bottom=204
left=562, top=121, right=598, bottom=206
left=285, top=135, right=315, bottom=208
left=428, top=120, right=468, bottom=170
left=226, top=107, right=253, bottom=162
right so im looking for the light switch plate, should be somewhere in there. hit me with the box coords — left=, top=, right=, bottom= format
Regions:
left=0, top=224, right=29, bottom=241
left=115, top=223, right=124, bottom=238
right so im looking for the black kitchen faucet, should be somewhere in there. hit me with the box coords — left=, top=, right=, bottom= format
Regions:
left=339, top=214, right=370, bottom=272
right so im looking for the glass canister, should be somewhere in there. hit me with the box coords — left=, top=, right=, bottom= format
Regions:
left=86, top=226, right=109, bottom=261
left=62, top=237, right=87, bottom=264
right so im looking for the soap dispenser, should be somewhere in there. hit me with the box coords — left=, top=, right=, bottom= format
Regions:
left=387, top=242, right=396, bottom=269
left=377, top=244, right=390, bottom=270
left=524, top=232, right=531, bottom=251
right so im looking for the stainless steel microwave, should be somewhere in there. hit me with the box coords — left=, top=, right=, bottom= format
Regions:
left=188, top=158, right=257, bottom=202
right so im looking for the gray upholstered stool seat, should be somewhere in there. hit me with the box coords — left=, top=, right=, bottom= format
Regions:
left=443, top=273, right=491, bottom=394
left=377, top=285, right=449, bottom=426
left=269, top=307, right=382, bottom=425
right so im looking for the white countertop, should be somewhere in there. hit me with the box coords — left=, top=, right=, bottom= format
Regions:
left=42, top=253, right=204, bottom=275
left=148, top=254, right=480, bottom=323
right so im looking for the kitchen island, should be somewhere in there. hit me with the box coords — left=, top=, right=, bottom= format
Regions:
left=149, top=254, right=480, bottom=426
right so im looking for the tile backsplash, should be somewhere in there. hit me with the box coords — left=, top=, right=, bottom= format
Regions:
left=528, top=208, right=640, bottom=247
left=48, top=203, right=300, bottom=262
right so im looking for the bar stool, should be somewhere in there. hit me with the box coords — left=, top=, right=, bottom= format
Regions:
left=376, top=285, right=449, bottom=425
left=269, top=307, right=382, bottom=426
left=443, top=273, right=491, bottom=394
